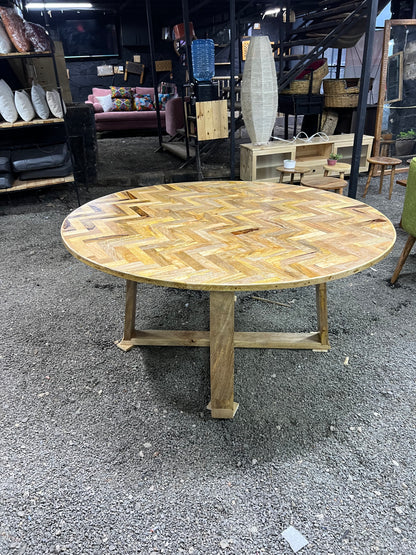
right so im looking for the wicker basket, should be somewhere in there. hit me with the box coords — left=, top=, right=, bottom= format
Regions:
left=323, top=79, right=360, bottom=108
left=281, top=59, right=328, bottom=95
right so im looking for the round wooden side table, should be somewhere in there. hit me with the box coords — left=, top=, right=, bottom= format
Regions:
left=276, top=165, right=311, bottom=184
left=323, top=162, right=351, bottom=180
left=362, top=156, right=402, bottom=199
left=301, top=175, right=348, bottom=195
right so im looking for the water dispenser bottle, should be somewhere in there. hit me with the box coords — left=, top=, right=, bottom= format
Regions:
left=191, top=39, right=215, bottom=82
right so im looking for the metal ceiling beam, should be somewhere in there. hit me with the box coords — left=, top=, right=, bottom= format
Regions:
left=278, top=0, right=367, bottom=90
left=189, top=0, right=213, bottom=15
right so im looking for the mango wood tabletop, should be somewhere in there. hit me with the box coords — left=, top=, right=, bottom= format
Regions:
left=61, top=181, right=396, bottom=419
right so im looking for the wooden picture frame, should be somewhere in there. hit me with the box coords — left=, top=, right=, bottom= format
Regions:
left=386, top=51, right=403, bottom=103
left=242, top=39, right=275, bottom=61
left=373, top=19, right=416, bottom=156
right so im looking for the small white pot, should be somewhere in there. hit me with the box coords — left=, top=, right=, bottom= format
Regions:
left=283, top=159, right=296, bottom=169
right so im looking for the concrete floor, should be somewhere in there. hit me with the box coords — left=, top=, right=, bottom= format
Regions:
left=93, top=116, right=298, bottom=189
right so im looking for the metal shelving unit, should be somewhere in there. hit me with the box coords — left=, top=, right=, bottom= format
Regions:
left=0, top=51, right=78, bottom=202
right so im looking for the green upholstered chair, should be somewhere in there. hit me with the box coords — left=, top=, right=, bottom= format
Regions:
left=390, top=157, right=416, bottom=284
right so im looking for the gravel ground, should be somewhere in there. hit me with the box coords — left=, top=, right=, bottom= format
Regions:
left=0, top=152, right=415, bottom=554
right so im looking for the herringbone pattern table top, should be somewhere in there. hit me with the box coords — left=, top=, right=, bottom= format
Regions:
left=61, top=181, right=396, bottom=291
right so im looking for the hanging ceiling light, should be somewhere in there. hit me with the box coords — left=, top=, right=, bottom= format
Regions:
left=263, top=8, right=281, bottom=18
left=26, top=2, right=93, bottom=9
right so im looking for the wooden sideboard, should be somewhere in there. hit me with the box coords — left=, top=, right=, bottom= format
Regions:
left=240, top=134, right=374, bottom=182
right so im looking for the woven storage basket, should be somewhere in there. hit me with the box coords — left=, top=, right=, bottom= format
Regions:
left=323, top=79, right=360, bottom=108
left=281, top=59, right=328, bottom=95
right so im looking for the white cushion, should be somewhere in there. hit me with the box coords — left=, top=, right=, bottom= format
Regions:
left=96, top=94, right=113, bottom=112
left=0, top=79, right=17, bottom=123
left=46, top=89, right=64, bottom=118
left=0, top=20, right=13, bottom=54
left=0, top=78, right=13, bottom=99
left=31, top=83, right=49, bottom=119
left=15, top=90, right=35, bottom=122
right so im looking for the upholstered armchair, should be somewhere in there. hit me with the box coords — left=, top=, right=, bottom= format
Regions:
left=390, top=157, right=416, bottom=284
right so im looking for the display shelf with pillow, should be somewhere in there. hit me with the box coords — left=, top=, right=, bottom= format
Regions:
left=0, top=73, right=65, bottom=129
left=0, top=46, right=77, bottom=201
left=0, top=6, right=77, bottom=198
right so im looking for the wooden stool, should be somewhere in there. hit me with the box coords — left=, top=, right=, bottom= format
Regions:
left=323, top=162, right=351, bottom=180
left=301, top=175, right=348, bottom=195
left=276, top=165, right=311, bottom=184
left=362, top=156, right=402, bottom=199
left=380, top=139, right=395, bottom=157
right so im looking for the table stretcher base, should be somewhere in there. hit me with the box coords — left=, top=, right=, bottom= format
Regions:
left=117, top=280, right=330, bottom=419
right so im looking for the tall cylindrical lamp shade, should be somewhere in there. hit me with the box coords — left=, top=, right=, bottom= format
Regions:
left=241, top=36, right=278, bottom=145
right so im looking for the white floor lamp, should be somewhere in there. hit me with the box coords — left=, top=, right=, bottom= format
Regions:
left=241, top=36, right=278, bottom=145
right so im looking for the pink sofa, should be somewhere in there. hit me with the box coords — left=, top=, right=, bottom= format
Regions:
left=86, top=87, right=169, bottom=133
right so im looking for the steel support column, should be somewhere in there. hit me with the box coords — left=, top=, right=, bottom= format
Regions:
left=348, top=0, right=378, bottom=199
left=229, top=0, right=236, bottom=179
left=145, top=0, right=163, bottom=148
left=182, top=0, right=193, bottom=80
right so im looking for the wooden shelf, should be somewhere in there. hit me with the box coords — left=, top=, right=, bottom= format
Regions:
left=0, top=175, right=74, bottom=194
left=0, top=51, right=53, bottom=58
left=1, top=48, right=76, bottom=200
left=240, top=134, right=374, bottom=181
left=257, top=154, right=293, bottom=169
left=0, top=117, right=64, bottom=129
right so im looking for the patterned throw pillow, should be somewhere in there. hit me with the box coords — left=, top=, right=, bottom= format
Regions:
left=112, top=98, right=132, bottom=111
left=0, top=20, right=13, bottom=54
left=24, top=21, right=52, bottom=52
left=133, top=94, right=155, bottom=111
left=110, top=86, right=133, bottom=99
left=0, top=7, right=31, bottom=52
left=158, top=93, right=173, bottom=110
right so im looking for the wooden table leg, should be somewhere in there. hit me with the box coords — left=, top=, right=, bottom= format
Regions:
left=388, top=166, right=396, bottom=199
left=208, top=291, right=239, bottom=419
left=379, top=165, right=385, bottom=194
left=363, top=163, right=375, bottom=197
left=390, top=235, right=416, bottom=284
left=117, top=280, right=137, bottom=352
left=315, top=283, right=329, bottom=349
left=116, top=283, right=329, bottom=416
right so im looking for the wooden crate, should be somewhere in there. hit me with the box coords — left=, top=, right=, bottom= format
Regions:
left=195, top=100, right=228, bottom=141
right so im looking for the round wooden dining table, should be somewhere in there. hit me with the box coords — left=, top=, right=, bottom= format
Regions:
left=61, top=181, right=396, bottom=418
